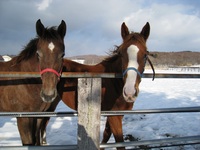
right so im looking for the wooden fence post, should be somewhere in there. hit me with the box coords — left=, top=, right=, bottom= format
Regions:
left=77, top=78, right=101, bottom=150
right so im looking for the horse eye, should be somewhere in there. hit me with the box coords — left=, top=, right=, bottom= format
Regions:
left=57, top=53, right=65, bottom=60
left=59, top=53, right=65, bottom=59
left=118, top=51, right=122, bottom=57
left=143, top=54, right=148, bottom=64
left=62, top=53, right=65, bottom=58
left=36, top=51, right=42, bottom=58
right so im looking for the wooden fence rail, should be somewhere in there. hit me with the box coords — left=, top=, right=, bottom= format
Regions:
left=1, top=72, right=200, bottom=78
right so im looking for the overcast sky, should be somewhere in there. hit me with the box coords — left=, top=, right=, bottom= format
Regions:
left=0, top=0, right=200, bottom=57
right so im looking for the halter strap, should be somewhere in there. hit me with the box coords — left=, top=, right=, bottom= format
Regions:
left=39, top=65, right=62, bottom=79
left=147, top=56, right=155, bottom=81
left=123, top=67, right=143, bottom=78
left=40, top=68, right=61, bottom=77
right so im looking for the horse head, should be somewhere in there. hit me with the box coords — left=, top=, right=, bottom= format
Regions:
left=36, top=19, right=66, bottom=103
left=118, top=22, right=152, bottom=103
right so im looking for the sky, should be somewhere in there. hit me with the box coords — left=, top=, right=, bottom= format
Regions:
left=0, top=0, right=200, bottom=57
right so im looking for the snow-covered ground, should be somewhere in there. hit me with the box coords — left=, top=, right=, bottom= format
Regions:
left=0, top=69, right=200, bottom=149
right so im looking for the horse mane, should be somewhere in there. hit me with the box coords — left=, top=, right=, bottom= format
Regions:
left=15, top=38, right=38, bottom=64
left=15, top=27, right=62, bottom=64
left=102, top=46, right=120, bottom=63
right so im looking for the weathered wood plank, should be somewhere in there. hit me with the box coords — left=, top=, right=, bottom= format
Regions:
left=77, top=78, right=101, bottom=150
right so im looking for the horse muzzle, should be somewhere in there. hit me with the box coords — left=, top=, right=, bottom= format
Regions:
left=123, top=87, right=139, bottom=103
left=39, top=67, right=62, bottom=103
left=40, top=89, right=58, bottom=103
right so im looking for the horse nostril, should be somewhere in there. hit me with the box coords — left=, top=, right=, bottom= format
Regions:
left=123, top=88, right=127, bottom=97
left=40, top=90, right=57, bottom=103
left=123, top=87, right=136, bottom=98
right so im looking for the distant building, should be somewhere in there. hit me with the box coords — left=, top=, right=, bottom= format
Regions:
left=2, top=55, right=12, bottom=62
left=168, top=66, right=200, bottom=72
left=0, top=55, right=12, bottom=62
left=72, top=58, right=85, bottom=64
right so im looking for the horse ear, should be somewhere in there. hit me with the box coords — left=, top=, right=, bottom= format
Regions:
left=121, top=22, right=129, bottom=40
left=36, top=19, right=45, bottom=37
left=140, top=22, right=150, bottom=41
left=57, top=20, right=67, bottom=39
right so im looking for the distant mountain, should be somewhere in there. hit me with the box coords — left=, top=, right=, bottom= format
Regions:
left=67, top=54, right=105, bottom=64
left=66, top=51, right=200, bottom=68
left=1, top=51, right=200, bottom=67
left=148, top=51, right=200, bottom=68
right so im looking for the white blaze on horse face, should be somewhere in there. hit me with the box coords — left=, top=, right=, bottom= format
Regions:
left=123, top=45, right=139, bottom=102
left=48, top=42, right=55, bottom=52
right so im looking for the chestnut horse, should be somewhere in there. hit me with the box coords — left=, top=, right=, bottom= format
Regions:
left=40, top=22, right=154, bottom=150
left=0, top=19, right=66, bottom=145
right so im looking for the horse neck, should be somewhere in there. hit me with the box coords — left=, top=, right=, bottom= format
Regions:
left=0, top=61, right=11, bottom=71
left=101, top=55, right=124, bottom=88
left=63, top=59, right=105, bottom=72
left=101, top=56, right=123, bottom=73
left=63, top=57, right=123, bottom=77
left=19, top=56, right=39, bottom=72
left=0, top=57, right=20, bottom=71
left=0, top=56, right=39, bottom=72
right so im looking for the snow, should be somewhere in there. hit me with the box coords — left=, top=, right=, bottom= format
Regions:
left=0, top=69, right=200, bottom=149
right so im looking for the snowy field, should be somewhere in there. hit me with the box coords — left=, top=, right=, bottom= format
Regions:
left=0, top=69, right=200, bottom=149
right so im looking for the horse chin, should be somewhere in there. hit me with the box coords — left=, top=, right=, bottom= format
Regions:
left=124, top=96, right=137, bottom=103
left=40, top=90, right=57, bottom=103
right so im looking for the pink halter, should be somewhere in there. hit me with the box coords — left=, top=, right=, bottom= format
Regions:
left=39, top=65, right=62, bottom=79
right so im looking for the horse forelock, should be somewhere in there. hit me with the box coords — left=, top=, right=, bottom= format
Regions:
left=128, top=32, right=147, bottom=51
left=41, top=27, right=63, bottom=41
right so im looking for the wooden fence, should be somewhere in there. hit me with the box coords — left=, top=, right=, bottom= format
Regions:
left=0, top=72, right=200, bottom=149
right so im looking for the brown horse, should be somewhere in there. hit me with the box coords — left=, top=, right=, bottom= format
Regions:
left=0, top=19, right=66, bottom=145
left=40, top=22, right=154, bottom=150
